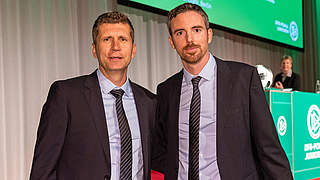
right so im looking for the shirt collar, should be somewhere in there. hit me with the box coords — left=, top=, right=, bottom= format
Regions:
left=97, top=69, right=131, bottom=97
left=183, top=53, right=216, bottom=84
left=282, top=69, right=292, bottom=77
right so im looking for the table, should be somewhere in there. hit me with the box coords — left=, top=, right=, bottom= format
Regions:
left=266, top=90, right=320, bottom=179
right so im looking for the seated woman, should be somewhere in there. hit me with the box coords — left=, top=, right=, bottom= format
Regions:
left=272, top=55, right=300, bottom=91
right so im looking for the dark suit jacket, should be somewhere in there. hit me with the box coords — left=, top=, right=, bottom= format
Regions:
left=272, top=72, right=300, bottom=91
left=152, top=57, right=293, bottom=180
left=30, top=71, right=157, bottom=180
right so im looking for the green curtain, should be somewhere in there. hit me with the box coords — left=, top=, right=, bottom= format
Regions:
left=294, top=0, right=320, bottom=92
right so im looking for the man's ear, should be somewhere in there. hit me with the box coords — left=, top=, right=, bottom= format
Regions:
left=169, top=36, right=176, bottom=49
left=207, top=28, right=213, bottom=44
left=92, top=43, right=97, bottom=59
left=131, top=43, right=136, bottom=59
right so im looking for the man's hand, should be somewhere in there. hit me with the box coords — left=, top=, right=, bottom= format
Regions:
left=275, top=81, right=284, bottom=89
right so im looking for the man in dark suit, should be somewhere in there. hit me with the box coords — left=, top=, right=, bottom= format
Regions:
left=30, top=11, right=156, bottom=180
left=272, top=55, right=301, bottom=91
left=152, top=3, right=293, bottom=180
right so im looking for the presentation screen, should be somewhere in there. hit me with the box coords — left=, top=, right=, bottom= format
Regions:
left=128, top=0, right=303, bottom=49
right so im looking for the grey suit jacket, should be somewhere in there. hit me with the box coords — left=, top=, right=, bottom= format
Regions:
left=152, top=57, right=293, bottom=180
left=30, top=70, right=157, bottom=180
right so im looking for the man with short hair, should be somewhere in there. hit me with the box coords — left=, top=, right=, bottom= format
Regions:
left=30, top=11, right=156, bottom=180
left=152, top=3, right=293, bottom=180
left=272, top=55, right=300, bottom=91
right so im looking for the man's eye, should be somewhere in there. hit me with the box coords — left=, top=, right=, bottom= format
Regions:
left=176, top=31, right=183, bottom=36
left=195, top=28, right=201, bottom=32
left=103, top=38, right=110, bottom=41
left=120, top=38, right=127, bottom=42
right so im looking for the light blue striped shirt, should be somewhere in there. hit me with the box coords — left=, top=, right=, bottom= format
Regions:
left=178, top=54, right=221, bottom=180
left=97, top=70, right=143, bottom=180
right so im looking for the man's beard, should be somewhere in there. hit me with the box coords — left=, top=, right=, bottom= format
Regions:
left=180, top=43, right=204, bottom=64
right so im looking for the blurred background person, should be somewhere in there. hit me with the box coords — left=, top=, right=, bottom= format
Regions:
left=272, top=55, right=301, bottom=91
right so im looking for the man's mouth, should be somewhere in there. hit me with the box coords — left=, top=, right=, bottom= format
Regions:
left=109, top=56, right=122, bottom=60
left=184, top=44, right=200, bottom=53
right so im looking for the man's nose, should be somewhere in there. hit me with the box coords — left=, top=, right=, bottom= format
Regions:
left=111, top=39, right=120, bottom=50
left=186, top=32, right=193, bottom=43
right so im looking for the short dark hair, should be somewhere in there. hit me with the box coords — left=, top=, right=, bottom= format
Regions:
left=167, top=3, right=210, bottom=36
left=281, top=55, right=292, bottom=63
left=92, top=11, right=134, bottom=45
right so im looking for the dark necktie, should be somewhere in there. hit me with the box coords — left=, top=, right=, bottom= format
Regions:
left=110, top=89, right=132, bottom=180
left=188, top=76, right=201, bottom=180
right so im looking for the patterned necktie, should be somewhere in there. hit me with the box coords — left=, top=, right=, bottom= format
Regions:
left=110, top=89, right=132, bottom=180
left=189, top=76, right=201, bottom=180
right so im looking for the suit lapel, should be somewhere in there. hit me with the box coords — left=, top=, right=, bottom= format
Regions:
left=216, top=58, right=233, bottom=114
left=215, top=57, right=233, bottom=173
left=130, top=81, right=150, bottom=180
left=83, top=71, right=111, bottom=175
left=170, top=70, right=183, bottom=174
